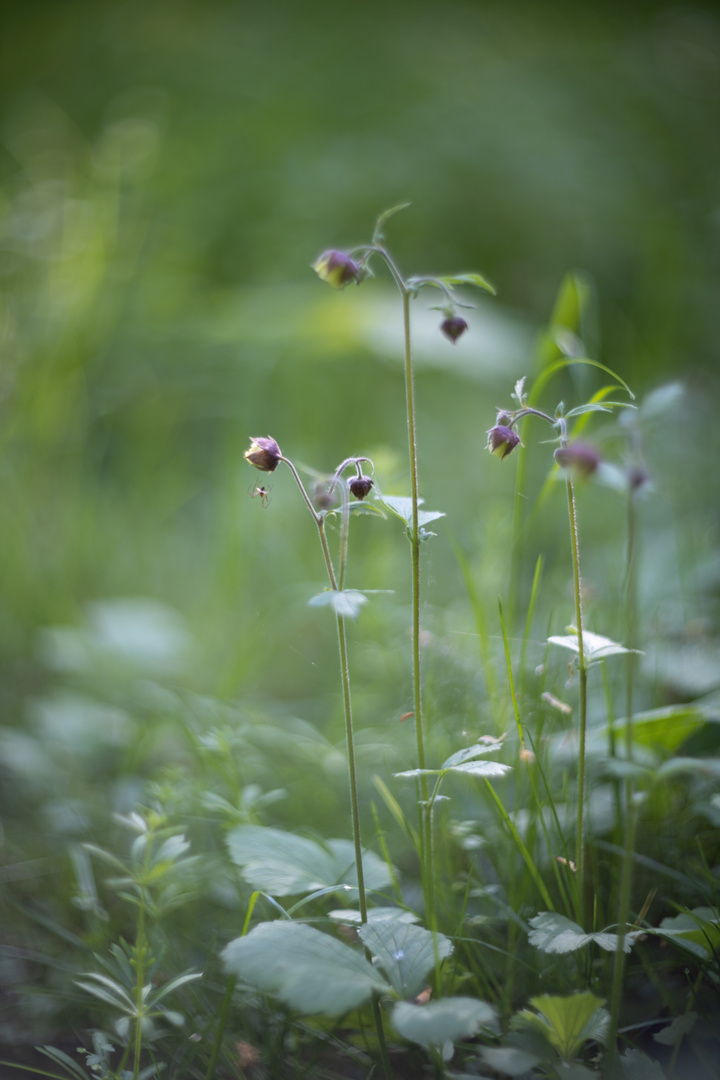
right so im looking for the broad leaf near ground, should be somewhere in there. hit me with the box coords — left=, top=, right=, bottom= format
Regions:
left=515, top=993, right=609, bottom=1061
left=359, top=921, right=452, bottom=998
left=227, top=826, right=391, bottom=896
left=223, top=921, right=390, bottom=1015
left=329, top=906, right=419, bottom=926
left=392, top=997, right=497, bottom=1047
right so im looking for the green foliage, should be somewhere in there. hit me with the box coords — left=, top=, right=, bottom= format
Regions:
left=392, top=997, right=497, bottom=1048
left=514, top=992, right=609, bottom=1061
left=222, top=922, right=390, bottom=1015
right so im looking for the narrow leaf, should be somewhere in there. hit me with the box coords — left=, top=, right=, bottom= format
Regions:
left=437, top=272, right=496, bottom=295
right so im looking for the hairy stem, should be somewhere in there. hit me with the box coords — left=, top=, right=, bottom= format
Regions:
left=566, top=472, right=587, bottom=926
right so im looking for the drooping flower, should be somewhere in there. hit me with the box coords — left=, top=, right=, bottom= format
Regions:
left=440, top=315, right=468, bottom=344
left=349, top=475, right=374, bottom=500
left=312, top=250, right=362, bottom=289
left=554, top=442, right=600, bottom=477
left=487, top=425, right=522, bottom=460
left=245, top=436, right=282, bottom=472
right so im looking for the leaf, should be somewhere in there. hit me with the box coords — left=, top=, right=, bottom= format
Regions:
left=37, top=1046, right=91, bottom=1080
left=611, top=705, right=705, bottom=753
left=530, top=358, right=635, bottom=403
left=394, top=761, right=511, bottom=781
left=437, top=272, right=496, bottom=295
left=441, top=741, right=504, bottom=769
left=564, top=403, right=612, bottom=417
left=655, top=756, right=720, bottom=781
left=329, top=907, right=419, bottom=926
left=620, top=1049, right=667, bottom=1079
left=75, top=973, right=135, bottom=1013
left=227, top=825, right=391, bottom=896
left=548, top=627, right=639, bottom=664
left=528, top=912, right=639, bottom=955
left=655, top=907, right=720, bottom=958
left=392, top=997, right=497, bottom=1047
left=653, top=1012, right=698, bottom=1046
left=223, top=921, right=390, bottom=1015
left=359, top=922, right=452, bottom=998
left=150, top=971, right=203, bottom=1005
left=378, top=495, right=445, bottom=528
left=480, top=1045, right=540, bottom=1076
left=516, top=993, right=608, bottom=1060
left=307, top=589, right=368, bottom=619
left=372, top=203, right=411, bottom=245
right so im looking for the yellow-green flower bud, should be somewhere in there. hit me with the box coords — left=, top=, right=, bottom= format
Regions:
left=312, top=250, right=362, bottom=289
left=245, top=436, right=282, bottom=472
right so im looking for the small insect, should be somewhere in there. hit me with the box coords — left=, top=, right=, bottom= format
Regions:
left=249, top=482, right=272, bottom=508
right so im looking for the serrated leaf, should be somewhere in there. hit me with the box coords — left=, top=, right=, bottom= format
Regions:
left=359, top=922, right=452, bottom=998
left=394, top=760, right=510, bottom=781
left=227, top=825, right=390, bottom=896
left=437, top=272, right=496, bottom=295
left=517, top=993, right=608, bottom=1060
left=223, top=921, right=389, bottom=1015
left=620, top=1049, right=667, bottom=1079
left=307, top=589, right=369, bottom=619
left=393, top=997, right=497, bottom=1047
left=529, top=912, right=641, bottom=955
left=655, top=908, right=720, bottom=958
left=378, top=495, right=445, bottom=529
left=653, top=1012, right=698, bottom=1046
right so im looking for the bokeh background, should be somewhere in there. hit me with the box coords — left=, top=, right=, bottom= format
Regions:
left=1, top=0, right=719, bottom=1045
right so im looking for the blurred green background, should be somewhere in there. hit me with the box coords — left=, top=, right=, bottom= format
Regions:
left=1, top=0, right=720, bottom=1041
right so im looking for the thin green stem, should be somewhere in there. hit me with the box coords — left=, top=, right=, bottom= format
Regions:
left=282, top=455, right=391, bottom=1078
left=205, top=977, right=236, bottom=1080
left=608, top=489, right=639, bottom=1070
left=133, top=836, right=152, bottom=1080
left=566, top=472, right=587, bottom=927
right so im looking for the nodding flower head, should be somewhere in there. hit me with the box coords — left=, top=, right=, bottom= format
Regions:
left=245, top=436, right=282, bottom=473
left=312, top=250, right=362, bottom=289
left=349, top=474, right=374, bottom=501
left=487, top=425, right=522, bottom=460
left=440, top=315, right=468, bottom=344
left=554, top=442, right=601, bottom=478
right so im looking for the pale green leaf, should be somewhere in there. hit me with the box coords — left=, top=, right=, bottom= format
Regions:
left=437, top=272, right=496, bottom=295
left=620, top=1049, right=667, bottom=1079
left=611, top=705, right=705, bottom=752
left=441, top=741, right=504, bottom=769
left=653, top=1012, right=697, bottom=1046
left=480, top=1045, right=540, bottom=1076
left=378, top=495, right=444, bottom=528
left=517, top=993, right=607, bottom=1060
left=329, top=907, right=419, bottom=926
left=359, top=922, right=452, bottom=998
left=222, top=921, right=389, bottom=1015
left=528, top=912, right=638, bottom=955
left=227, top=825, right=390, bottom=896
left=548, top=627, right=639, bottom=664
left=393, top=997, right=497, bottom=1047
left=307, top=589, right=368, bottom=619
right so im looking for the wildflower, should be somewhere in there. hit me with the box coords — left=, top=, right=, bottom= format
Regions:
left=312, top=250, right=362, bottom=289
left=487, top=425, right=522, bottom=460
left=440, top=315, right=468, bottom=344
left=245, top=436, right=282, bottom=472
left=349, top=475, right=374, bottom=500
left=554, top=442, right=600, bottom=477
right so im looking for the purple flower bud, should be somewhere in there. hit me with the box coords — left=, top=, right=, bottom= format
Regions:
left=349, top=475, right=374, bottom=500
left=554, top=442, right=601, bottom=477
left=440, top=316, right=469, bottom=344
left=487, top=425, right=522, bottom=460
left=312, top=250, right=362, bottom=289
left=245, top=436, right=282, bottom=473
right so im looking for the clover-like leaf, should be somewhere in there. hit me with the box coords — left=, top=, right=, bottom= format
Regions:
left=359, top=921, right=452, bottom=998
left=528, top=912, right=639, bottom=955
left=223, top=921, right=390, bottom=1015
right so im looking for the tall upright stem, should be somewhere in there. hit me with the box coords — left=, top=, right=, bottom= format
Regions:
left=608, top=489, right=639, bottom=1068
left=566, top=473, right=587, bottom=926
